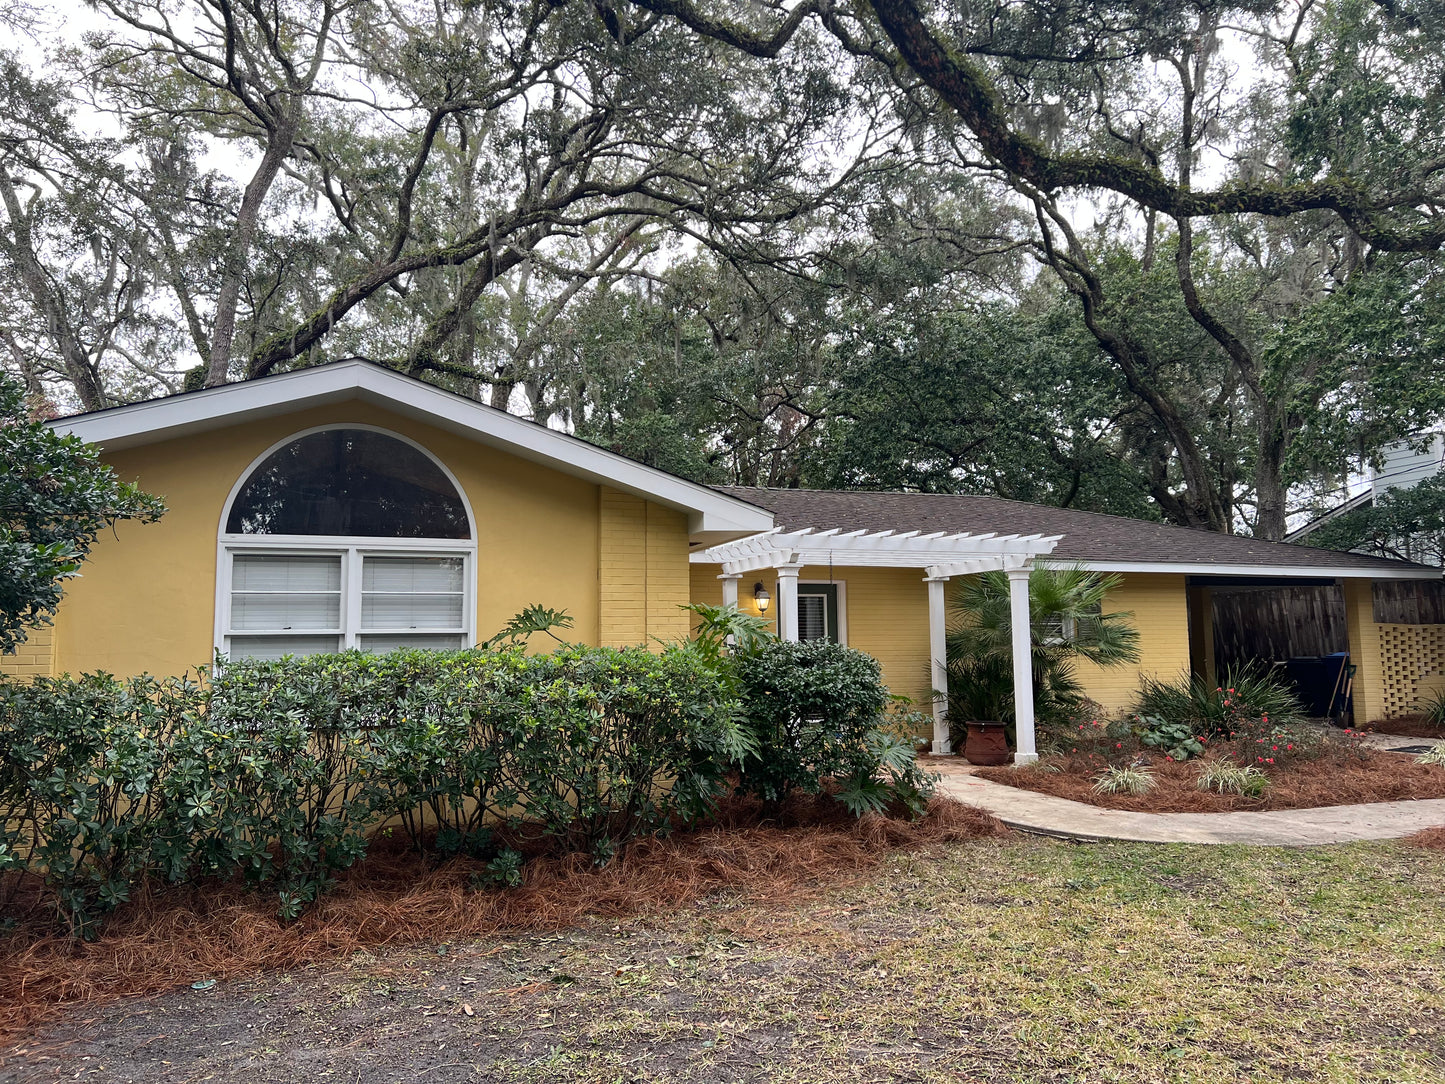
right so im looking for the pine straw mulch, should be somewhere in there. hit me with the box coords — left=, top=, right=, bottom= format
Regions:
left=1361, top=715, right=1445, bottom=740
left=0, top=793, right=1005, bottom=1044
left=976, top=748, right=1445, bottom=813
left=1408, top=826, right=1445, bottom=850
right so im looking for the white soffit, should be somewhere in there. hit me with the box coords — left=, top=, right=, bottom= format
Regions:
left=692, top=527, right=1063, bottom=575
left=49, top=361, right=774, bottom=542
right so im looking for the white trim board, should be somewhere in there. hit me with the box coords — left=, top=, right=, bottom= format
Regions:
left=51, top=360, right=774, bottom=545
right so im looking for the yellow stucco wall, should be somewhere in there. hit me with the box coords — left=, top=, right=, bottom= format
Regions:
left=1070, top=573, right=1192, bottom=714
left=689, top=565, right=1190, bottom=716
left=25, top=400, right=691, bottom=679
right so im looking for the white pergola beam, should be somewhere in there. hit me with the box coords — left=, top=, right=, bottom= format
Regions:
left=693, top=527, right=1062, bottom=571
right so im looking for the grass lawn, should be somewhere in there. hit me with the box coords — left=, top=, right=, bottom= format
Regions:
left=12, top=835, right=1445, bottom=1083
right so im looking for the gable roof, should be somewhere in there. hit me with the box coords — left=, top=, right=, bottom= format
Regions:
left=49, top=361, right=774, bottom=545
left=717, top=487, right=1441, bottom=580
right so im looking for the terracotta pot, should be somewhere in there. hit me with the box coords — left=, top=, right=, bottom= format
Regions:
left=962, top=721, right=1011, bottom=766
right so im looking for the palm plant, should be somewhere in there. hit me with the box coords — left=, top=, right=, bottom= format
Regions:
left=945, top=565, right=1141, bottom=725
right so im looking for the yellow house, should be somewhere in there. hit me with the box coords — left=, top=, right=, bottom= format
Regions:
left=688, top=489, right=1445, bottom=754
left=9, top=360, right=1444, bottom=762
left=11, top=360, right=771, bottom=683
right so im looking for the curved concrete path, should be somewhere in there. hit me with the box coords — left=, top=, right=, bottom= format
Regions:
left=932, top=765, right=1445, bottom=846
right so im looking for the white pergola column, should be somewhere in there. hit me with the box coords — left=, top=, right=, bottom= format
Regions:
left=1007, top=566, right=1038, bottom=765
left=926, top=575, right=951, bottom=755
left=775, top=564, right=802, bottom=642
left=719, top=573, right=741, bottom=609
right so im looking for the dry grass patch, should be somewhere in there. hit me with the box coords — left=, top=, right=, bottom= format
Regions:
left=0, top=793, right=1005, bottom=1042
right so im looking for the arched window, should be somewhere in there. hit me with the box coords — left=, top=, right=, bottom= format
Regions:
left=218, top=427, right=476, bottom=661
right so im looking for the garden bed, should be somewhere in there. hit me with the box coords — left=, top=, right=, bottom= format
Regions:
left=1362, top=715, right=1445, bottom=740
left=977, top=748, right=1445, bottom=812
left=0, top=792, right=1004, bottom=1043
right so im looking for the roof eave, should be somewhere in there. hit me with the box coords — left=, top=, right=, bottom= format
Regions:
left=1071, top=559, right=1439, bottom=580
left=50, top=361, right=775, bottom=542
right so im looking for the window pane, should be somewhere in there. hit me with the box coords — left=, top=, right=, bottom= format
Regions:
left=226, top=429, right=470, bottom=538
left=359, top=633, right=466, bottom=653
left=362, top=556, right=464, bottom=593
left=231, top=554, right=342, bottom=631
left=360, top=556, right=464, bottom=630
left=798, top=595, right=828, bottom=641
left=233, top=554, right=341, bottom=592
left=228, top=635, right=341, bottom=660
left=361, top=593, right=464, bottom=630
left=231, top=592, right=341, bottom=630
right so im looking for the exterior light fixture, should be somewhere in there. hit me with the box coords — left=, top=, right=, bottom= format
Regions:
left=753, top=582, right=771, bottom=614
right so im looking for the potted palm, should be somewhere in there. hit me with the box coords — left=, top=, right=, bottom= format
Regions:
left=945, top=565, right=1141, bottom=764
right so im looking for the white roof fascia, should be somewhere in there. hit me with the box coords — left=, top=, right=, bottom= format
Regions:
left=1283, top=490, right=1375, bottom=542
left=50, top=361, right=774, bottom=542
left=1074, top=560, right=1440, bottom=580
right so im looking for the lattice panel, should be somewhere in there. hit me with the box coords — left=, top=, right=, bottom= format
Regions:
left=1376, top=623, right=1445, bottom=719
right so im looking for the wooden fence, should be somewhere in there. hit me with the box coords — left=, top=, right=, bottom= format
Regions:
left=1211, top=586, right=1348, bottom=675
left=1373, top=579, right=1445, bottom=624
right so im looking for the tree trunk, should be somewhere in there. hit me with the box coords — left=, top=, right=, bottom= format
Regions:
left=204, top=113, right=299, bottom=387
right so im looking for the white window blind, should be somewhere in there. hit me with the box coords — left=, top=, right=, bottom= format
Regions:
left=225, top=551, right=470, bottom=660
left=798, top=595, right=828, bottom=641
left=361, top=556, right=465, bottom=630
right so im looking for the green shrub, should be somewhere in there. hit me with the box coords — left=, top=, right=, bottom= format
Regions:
left=1131, top=663, right=1305, bottom=737
left=0, top=622, right=932, bottom=936
left=1196, top=761, right=1270, bottom=797
left=0, top=672, right=193, bottom=936
left=734, top=640, right=933, bottom=816
left=172, top=658, right=379, bottom=920
left=0, top=638, right=749, bottom=933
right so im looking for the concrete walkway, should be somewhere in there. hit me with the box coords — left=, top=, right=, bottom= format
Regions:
left=930, top=761, right=1445, bottom=846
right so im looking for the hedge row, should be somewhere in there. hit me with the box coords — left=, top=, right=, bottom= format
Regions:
left=0, top=639, right=932, bottom=936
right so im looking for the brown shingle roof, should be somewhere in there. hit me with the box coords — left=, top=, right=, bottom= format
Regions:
left=715, top=487, right=1441, bottom=577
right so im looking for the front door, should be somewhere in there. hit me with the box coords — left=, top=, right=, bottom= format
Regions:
left=797, top=583, right=840, bottom=642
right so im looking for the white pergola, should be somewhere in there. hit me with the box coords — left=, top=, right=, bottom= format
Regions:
left=691, top=527, right=1062, bottom=762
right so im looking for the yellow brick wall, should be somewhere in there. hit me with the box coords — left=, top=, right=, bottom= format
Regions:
left=599, top=487, right=690, bottom=648
left=0, top=624, right=55, bottom=680
left=1344, top=579, right=1386, bottom=725
left=1370, top=623, right=1445, bottom=722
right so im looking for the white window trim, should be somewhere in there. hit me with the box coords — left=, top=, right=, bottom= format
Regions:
left=797, top=579, right=847, bottom=645
left=213, top=424, right=478, bottom=659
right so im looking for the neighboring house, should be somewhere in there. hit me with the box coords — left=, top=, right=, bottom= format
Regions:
left=6, top=362, right=1443, bottom=760
left=1287, top=430, right=1445, bottom=555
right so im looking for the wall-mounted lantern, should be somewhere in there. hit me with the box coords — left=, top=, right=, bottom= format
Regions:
left=753, top=582, right=771, bottom=614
